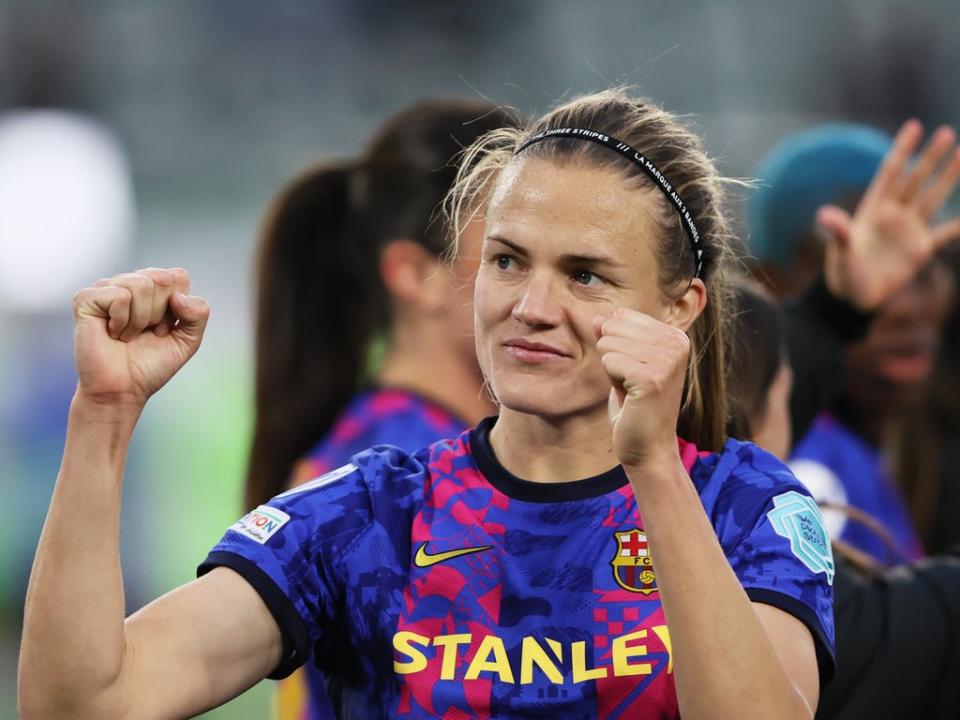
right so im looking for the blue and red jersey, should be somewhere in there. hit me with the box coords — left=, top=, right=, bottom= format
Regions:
left=202, top=419, right=835, bottom=719
left=299, top=387, right=467, bottom=480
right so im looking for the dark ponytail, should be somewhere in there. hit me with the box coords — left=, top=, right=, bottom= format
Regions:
left=245, top=99, right=517, bottom=510
left=244, top=161, right=382, bottom=511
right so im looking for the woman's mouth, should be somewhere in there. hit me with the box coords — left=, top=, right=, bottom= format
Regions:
left=502, top=338, right=570, bottom=364
left=877, top=351, right=935, bottom=383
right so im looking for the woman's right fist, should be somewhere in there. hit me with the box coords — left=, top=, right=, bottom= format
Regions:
left=72, top=267, right=210, bottom=408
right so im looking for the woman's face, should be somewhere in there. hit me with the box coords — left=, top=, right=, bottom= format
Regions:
left=474, top=158, right=672, bottom=419
left=843, top=258, right=955, bottom=413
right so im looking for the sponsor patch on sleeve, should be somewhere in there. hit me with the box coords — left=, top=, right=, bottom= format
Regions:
left=767, top=490, right=835, bottom=585
left=230, top=505, right=291, bottom=545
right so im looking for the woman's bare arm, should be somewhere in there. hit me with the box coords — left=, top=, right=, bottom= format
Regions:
left=600, top=308, right=822, bottom=719
left=19, top=268, right=283, bottom=719
left=627, top=457, right=819, bottom=719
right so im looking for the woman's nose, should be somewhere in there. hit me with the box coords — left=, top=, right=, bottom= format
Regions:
left=511, top=272, right=563, bottom=328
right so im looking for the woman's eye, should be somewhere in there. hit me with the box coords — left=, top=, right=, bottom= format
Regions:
left=495, top=255, right=514, bottom=270
left=573, top=269, right=602, bottom=286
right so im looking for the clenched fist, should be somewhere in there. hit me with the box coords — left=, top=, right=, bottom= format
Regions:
left=596, top=307, right=690, bottom=470
left=72, top=267, right=209, bottom=409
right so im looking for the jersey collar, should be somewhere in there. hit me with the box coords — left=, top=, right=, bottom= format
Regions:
left=469, top=416, right=630, bottom=502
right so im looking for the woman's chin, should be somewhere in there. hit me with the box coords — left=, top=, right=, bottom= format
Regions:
left=493, top=384, right=606, bottom=421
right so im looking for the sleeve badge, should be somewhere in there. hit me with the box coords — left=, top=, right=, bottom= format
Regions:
left=767, top=491, right=835, bottom=585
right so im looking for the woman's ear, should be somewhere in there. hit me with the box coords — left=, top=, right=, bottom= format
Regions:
left=379, top=239, right=446, bottom=311
left=664, top=277, right=707, bottom=332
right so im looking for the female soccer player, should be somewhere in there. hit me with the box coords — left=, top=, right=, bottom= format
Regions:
left=245, top=99, right=516, bottom=718
left=21, top=89, right=833, bottom=719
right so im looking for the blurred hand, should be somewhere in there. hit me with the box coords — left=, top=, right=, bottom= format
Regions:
left=596, top=308, right=688, bottom=471
left=819, top=119, right=960, bottom=311
left=72, top=267, right=210, bottom=409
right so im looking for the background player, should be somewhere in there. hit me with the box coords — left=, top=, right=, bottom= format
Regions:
left=246, top=98, right=516, bottom=718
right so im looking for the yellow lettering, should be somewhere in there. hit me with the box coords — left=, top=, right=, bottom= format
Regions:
left=433, top=633, right=472, bottom=680
left=571, top=640, right=607, bottom=682
left=612, top=628, right=652, bottom=677
left=465, top=635, right=515, bottom=683
left=393, top=631, right=430, bottom=674
left=393, top=628, right=671, bottom=684
left=651, top=625, right=673, bottom=674
left=520, top=636, right=564, bottom=684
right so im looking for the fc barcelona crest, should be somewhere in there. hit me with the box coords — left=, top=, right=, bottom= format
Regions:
left=611, top=529, right=657, bottom=594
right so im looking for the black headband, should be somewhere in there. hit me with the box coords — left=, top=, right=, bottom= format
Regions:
left=515, top=127, right=703, bottom=278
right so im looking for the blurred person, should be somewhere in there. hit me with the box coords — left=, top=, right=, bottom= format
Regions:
left=749, top=121, right=960, bottom=562
left=245, top=98, right=516, bottom=719
left=20, top=89, right=834, bottom=719
left=892, top=244, right=960, bottom=554
left=726, top=280, right=792, bottom=461
left=728, top=280, right=960, bottom=720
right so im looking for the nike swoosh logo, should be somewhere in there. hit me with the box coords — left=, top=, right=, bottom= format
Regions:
left=414, top=542, right=492, bottom=568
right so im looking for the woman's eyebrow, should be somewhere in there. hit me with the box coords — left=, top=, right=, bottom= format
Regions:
left=559, top=253, right=624, bottom=269
left=487, top=235, right=528, bottom=256
left=488, top=236, right=624, bottom=269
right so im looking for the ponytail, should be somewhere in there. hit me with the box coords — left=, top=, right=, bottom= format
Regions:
left=244, top=161, right=382, bottom=510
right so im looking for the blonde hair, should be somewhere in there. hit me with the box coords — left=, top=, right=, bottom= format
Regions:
left=447, top=88, right=741, bottom=451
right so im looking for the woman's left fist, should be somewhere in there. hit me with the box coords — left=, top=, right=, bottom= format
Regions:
left=595, top=307, right=688, bottom=470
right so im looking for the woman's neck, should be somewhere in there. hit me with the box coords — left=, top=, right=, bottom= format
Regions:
left=376, top=328, right=494, bottom=426
left=489, top=406, right=618, bottom=483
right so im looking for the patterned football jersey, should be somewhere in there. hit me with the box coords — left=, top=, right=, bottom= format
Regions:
left=282, top=387, right=467, bottom=719
left=201, top=418, right=835, bottom=719
left=299, top=387, right=467, bottom=479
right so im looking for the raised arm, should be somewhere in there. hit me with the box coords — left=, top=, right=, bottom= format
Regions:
left=818, top=119, right=960, bottom=312
left=782, top=121, right=960, bottom=444
left=18, top=268, right=282, bottom=720
left=600, top=307, right=823, bottom=719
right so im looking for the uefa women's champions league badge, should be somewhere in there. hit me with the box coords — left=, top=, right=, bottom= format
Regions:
left=767, top=491, right=835, bottom=585
left=611, top=529, right=657, bottom=594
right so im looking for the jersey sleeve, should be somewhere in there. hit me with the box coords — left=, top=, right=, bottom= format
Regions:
left=707, top=441, right=837, bottom=686
left=197, top=448, right=413, bottom=679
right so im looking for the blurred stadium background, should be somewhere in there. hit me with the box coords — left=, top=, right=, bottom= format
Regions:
left=1, top=1, right=958, bottom=716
